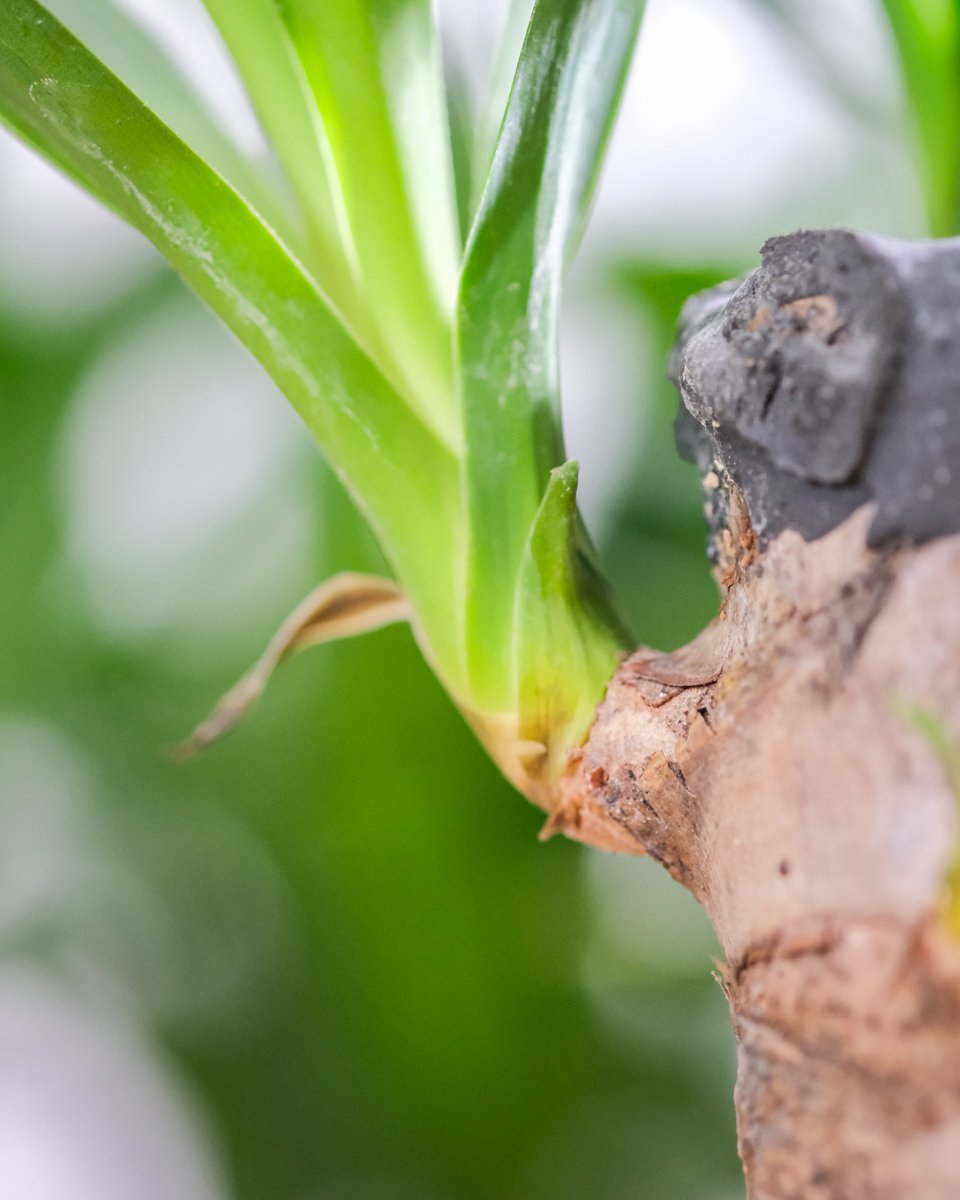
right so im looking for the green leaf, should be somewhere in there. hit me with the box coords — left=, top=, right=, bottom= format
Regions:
left=0, top=0, right=464, bottom=681
left=196, top=0, right=368, bottom=339
left=272, top=0, right=462, bottom=446
left=514, top=461, right=626, bottom=784
left=469, top=0, right=535, bottom=213
left=444, top=65, right=476, bottom=248
left=43, top=0, right=287, bottom=236
left=458, top=0, right=646, bottom=706
left=879, top=0, right=960, bottom=236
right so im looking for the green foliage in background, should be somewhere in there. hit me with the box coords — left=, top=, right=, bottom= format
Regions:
left=877, top=0, right=960, bottom=236
left=0, top=268, right=732, bottom=1198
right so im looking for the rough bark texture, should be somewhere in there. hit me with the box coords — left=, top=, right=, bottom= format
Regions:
left=552, top=231, right=960, bottom=1198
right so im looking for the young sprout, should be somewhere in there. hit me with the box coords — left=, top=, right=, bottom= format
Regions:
left=0, top=0, right=645, bottom=808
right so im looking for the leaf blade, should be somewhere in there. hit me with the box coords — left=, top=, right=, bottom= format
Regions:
left=458, top=0, right=646, bottom=705
left=277, top=0, right=462, bottom=441
left=0, top=0, right=465, bottom=683
left=44, top=0, right=287, bottom=235
left=197, top=0, right=367, bottom=333
left=513, top=461, right=626, bottom=786
left=469, top=0, right=536, bottom=215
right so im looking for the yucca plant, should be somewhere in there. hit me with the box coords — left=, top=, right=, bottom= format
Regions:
left=0, top=0, right=646, bottom=809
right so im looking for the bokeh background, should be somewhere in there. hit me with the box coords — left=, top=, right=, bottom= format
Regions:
left=0, top=0, right=931, bottom=1196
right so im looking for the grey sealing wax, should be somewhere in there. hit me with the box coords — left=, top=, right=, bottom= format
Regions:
left=671, top=228, right=960, bottom=555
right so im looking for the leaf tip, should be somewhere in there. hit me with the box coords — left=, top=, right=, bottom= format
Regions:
left=168, top=572, right=410, bottom=760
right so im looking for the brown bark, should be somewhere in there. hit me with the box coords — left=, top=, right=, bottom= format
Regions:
left=545, top=232, right=960, bottom=1196
left=554, top=507, right=960, bottom=1198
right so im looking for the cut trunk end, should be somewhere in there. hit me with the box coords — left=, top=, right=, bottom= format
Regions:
left=556, top=230, right=960, bottom=1196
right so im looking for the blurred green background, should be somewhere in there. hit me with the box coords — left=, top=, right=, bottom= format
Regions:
left=0, top=0, right=940, bottom=1196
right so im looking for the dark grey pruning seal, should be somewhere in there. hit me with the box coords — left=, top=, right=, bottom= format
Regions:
left=671, top=228, right=960, bottom=558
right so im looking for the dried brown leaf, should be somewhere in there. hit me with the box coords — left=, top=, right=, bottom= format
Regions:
left=171, top=573, right=411, bottom=760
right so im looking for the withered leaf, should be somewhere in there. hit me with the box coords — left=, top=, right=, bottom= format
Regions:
left=171, top=573, right=411, bottom=760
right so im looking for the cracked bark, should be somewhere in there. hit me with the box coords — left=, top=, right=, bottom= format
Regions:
left=551, top=231, right=960, bottom=1199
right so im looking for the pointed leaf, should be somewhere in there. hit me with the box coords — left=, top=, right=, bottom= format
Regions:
left=469, top=0, right=535, bottom=213
left=458, top=0, right=646, bottom=705
left=513, top=461, right=626, bottom=786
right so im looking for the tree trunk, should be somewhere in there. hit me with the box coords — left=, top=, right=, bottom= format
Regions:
left=550, top=230, right=960, bottom=1198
